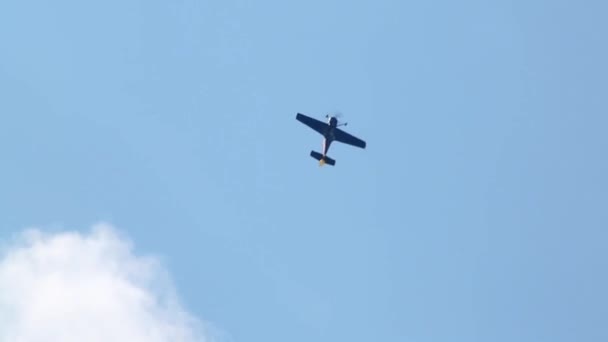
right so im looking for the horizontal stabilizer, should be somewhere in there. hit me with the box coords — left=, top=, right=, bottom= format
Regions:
left=310, top=151, right=336, bottom=166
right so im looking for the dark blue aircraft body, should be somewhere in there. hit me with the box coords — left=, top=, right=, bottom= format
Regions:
left=296, top=113, right=366, bottom=166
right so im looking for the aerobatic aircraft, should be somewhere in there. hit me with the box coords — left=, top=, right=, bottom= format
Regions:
left=296, top=112, right=366, bottom=166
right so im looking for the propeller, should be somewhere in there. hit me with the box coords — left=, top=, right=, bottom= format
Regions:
left=327, top=112, right=347, bottom=126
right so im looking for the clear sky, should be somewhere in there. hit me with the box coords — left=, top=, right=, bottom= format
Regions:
left=1, top=0, right=607, bottom=341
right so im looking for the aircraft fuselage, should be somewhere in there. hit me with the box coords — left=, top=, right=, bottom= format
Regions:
left=322, top=116, right=339, bottom=155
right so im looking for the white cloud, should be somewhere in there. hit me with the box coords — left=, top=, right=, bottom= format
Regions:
left=0, top=222, right=212, bottom=342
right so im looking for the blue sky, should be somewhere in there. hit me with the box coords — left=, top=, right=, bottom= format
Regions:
left=1, top=0, right=607, bottom=341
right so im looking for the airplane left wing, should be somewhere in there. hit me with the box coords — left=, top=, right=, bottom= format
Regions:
left=296, top=113, right=328, bottom=136
left=334, top=128, right=366, bottom=149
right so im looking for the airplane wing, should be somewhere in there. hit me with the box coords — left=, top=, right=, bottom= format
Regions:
left=296, top=113, right=328, bottom=136
left=334, top=128, right=366, bottom=149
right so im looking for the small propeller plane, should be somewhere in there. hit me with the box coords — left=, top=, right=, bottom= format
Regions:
left=296, top=112, right=366, bottom=166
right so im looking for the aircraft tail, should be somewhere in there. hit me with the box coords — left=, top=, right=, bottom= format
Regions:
left=310, top=151, right=336, bottom=166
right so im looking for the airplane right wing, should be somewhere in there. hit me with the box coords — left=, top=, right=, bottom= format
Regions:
left=334, top=128, right=366, bottom=149
left=296, top=113, right=328, bottom=136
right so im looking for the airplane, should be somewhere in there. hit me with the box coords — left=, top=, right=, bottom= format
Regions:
left=296, top=112, right=366, bottom=166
